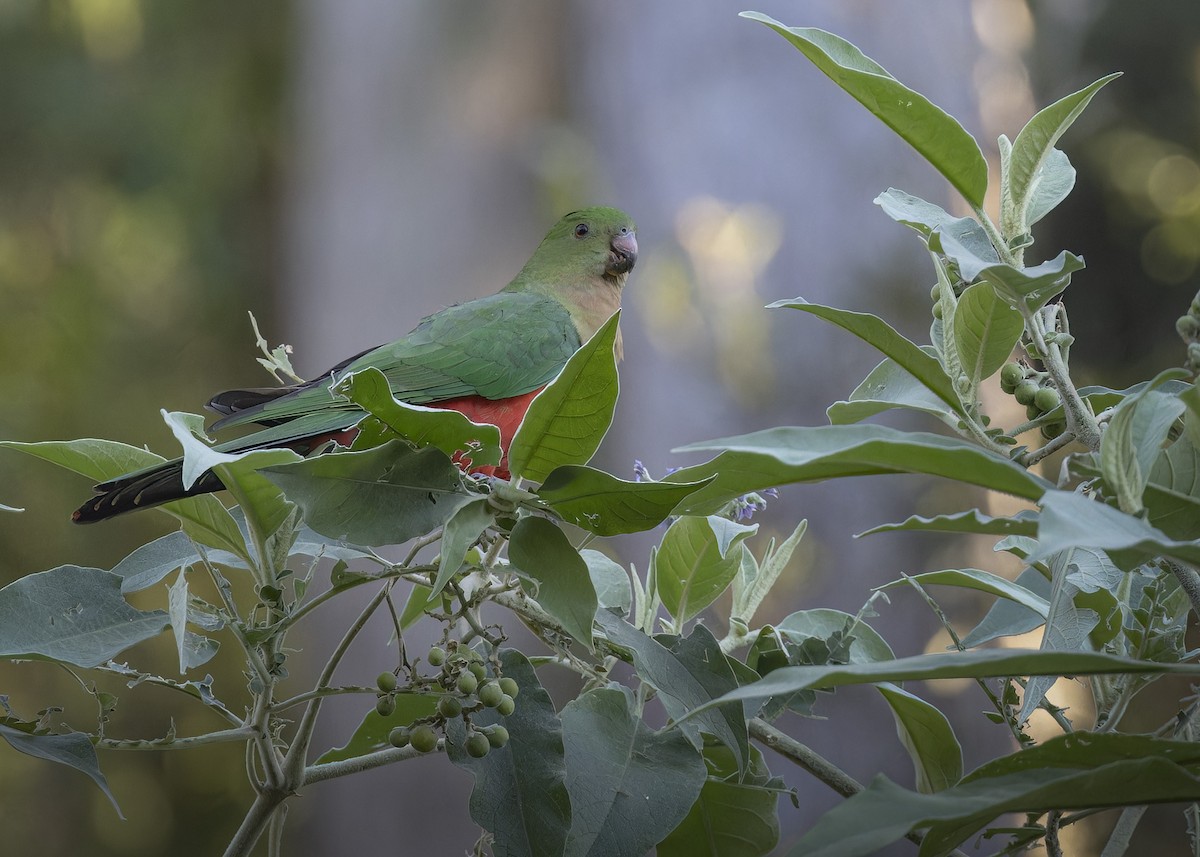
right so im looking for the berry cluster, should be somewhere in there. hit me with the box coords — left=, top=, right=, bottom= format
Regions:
left=375, top=642, right=519, bottom=759
left=1000, top=361, right=1064, bottom=439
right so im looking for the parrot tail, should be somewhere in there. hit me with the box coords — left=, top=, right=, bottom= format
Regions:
left=72, top=462, right=226, bottom=524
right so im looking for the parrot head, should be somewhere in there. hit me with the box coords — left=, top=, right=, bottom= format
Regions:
left=528, top=206, right=638, bottom=286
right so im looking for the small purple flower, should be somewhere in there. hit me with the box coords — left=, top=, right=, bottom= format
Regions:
left=633, top=460, right=651, bottom=483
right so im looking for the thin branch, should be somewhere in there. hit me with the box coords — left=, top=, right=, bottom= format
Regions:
left=98, top=726, right=257, bottom=751
left=302, top=741, right=434, bottom=786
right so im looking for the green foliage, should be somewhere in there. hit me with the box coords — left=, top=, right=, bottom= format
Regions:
left=3, top=12, right=1200, bottom=857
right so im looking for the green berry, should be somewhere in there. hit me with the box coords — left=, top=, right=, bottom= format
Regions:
left=484, top=725, right=510, bottom=748
left=1026, top=404, right=1042, bottom=422
left=1013, top=379, right=1039, bottom=406
left=999, top=362, right=1024, bottom=393
left=1179, top=315, right=1200, bottom=341
left=438, top=695, right=463, bottom=719
left=1033, top=386, right=1061, bottom=413
left=498, top=677, right=519, bottom=698
left=376, top=671, right=398, bottom=693
left=427, top=646, right=446, bottom=667
left=929, top=283, right=941, bottom=302
left=388, top=727, right=410, bottom=748
left=465, top=732, right=492, bottom=758
left=468, top=661, right=487, bottom=680
left=375, top=695, right=396, bottom=717
left=456, top=671, right=479, bottom=695
left=497, top=694, right=516, bottom=717
left=410, top=723, right=438, bottom=753
left=478, top=681, right=505, bottom=708
left=932, top=301, right=943, bottom=320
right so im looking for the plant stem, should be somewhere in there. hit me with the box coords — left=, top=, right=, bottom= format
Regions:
left=1028, top=305, right=1101, bottom=452
left=302, top=742, right=430, bottom=786
left=223, top=789, right=287, bottom=857
left=98, top=726, right=257, bottom=751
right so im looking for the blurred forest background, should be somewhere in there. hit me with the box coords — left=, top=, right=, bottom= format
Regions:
left=1, top=1, right=1198, bottom=854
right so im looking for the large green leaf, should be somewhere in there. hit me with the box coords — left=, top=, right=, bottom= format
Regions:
left=508, top=311, right=620, bottom=483
left=1146, top=435, right=1200, bottom=539
left=771, top=300, right=964, bottom=418
left=0, top=438, right=248, bottom=559
left=743, top=13, right=987, bottom=207
left=581, top=550, right=632, bottom=614
left=0, top=724, right=123, bottom=818
left=877, top=568, right=1049, bottom=618
left=976, top=251, right=1086, bottom=312
left=446, top=650, right=571, bottom=857
left=657, top=741, right=781, bottom=857
left=876, top=683, right=962, bottom=794
left=429, top=497, right=493, bottom=598
left=1100, top=387, right=1186, bottom=514
left=787, top=742, right=1200, bottom=857
left=1006, top=74, right=1121, bottom=235
left=960, top=567, right=1049, bottom=648
left=536, top=465, right=711, bottom=536
left=668, top=425, right=1052, bottom=516
left=860, top=508, right=1038, bottom=538
left=655, top=516, right=756, bottom=622
left=263, top=441, right=471, bottom=547
left=333, top=366, right=503, bottom=467
left=509, top=516, right=598, bottom=651
left=827, top=352, right=960, bottom=427
left=0, top=566, right=169, bottom=668
left=952, top=282, right=1024, bottom=395
left=1034, top=489, right=1200, bottom=568
left=686, top=648, right=1200, bottom=720
left=561, top=687, right=705, bottom=857
left=596, top=613, right=748, bottom=772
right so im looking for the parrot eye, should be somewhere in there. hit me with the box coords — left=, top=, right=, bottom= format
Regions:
left=574, top=223, right=590, bottom=238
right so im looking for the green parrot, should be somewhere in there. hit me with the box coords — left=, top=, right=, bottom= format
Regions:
left=73, top=206, right=637, bottom=523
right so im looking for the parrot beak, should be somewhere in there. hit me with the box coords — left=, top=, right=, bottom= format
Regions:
left=607, top=230, right=638, bottom=276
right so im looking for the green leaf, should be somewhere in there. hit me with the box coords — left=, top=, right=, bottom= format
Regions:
left=657, top=741, right=782, bottom=857
left=776, top=609, right=896, bottom=664
left=536, top=465, right=711, bottom=536
left=0, top=566, right=169, bottom=668
left=874, top=189, right=1001, bottom=282
left=771, top=300, right=965, bottom=418
left=508, top=311, right=620, bottom=483
left=0, top=438, right=249, bottom=559
left=332, top=365, right=503, bottom=467
left=509, top=516, right=598, bottom=651
left=686, top=648, right=1200, bottom=721
left=429, top=497, right=493, bottom=599
left=1035, top=489, right=1200, bottom=568
left=315, top=692, right=439, bottom=764
left=581, top=550, right=632, bottom=614
left=876, top=683, right=962, bottom=794
left=0, top=725, right=123, bottom=818
left=743, top=13, right=987, bottom=207
left=976, top=251, right=1086, bottom=312
left=787, top=747, right=1200, bottom=857
left=733, top=520, right=807, bottom=628
left=596, top=613, right=748, bottom=772
left=859, top=508, right=1038, bottom=538
left=656, top=516, right=756, bottom=622
left=398, top=582, right=435, bottom=631
left=827, top=352, right=961, bottom=427
left=1024, top=147, right=1076, bottom=227
left=167, top=568, right=190, bottom=674
left=163, top=410, right=300, bottom=542
left=877, top=569, right=1049, bottom=618
left=1007, top=74, right=1121, bottom=235
left=446, top=650, right=571, bottom=857
left=561, top=687, right=705, bottom=857
left=1101, top=387, right=1187, bottom=514
left=263, top=441, right=471, bottom=547
left=952, top=282, right=1024, bottom=397
left=961, top=567, right=1049, bottom=648
left=668, top=425, right=1052, bottom=517
left=1146, top=434, right=1200, bottom=540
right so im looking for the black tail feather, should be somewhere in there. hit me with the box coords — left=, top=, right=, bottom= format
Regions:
left=72, top=463, right=226, bottom=524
